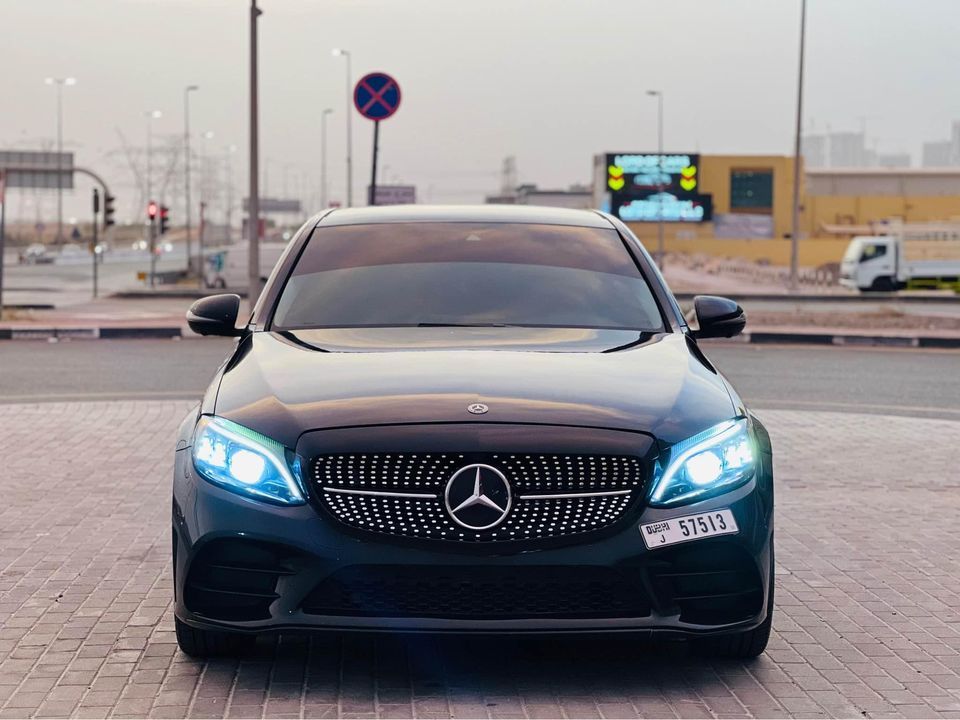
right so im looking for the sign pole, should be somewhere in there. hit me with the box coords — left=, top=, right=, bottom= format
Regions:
left=0, top=170, right=5, bottom=321
left=92, top=188, right=100, bottom=299
left=369, top=120, right=380, bottom=206
left=353, top=71, right=400, bottom=206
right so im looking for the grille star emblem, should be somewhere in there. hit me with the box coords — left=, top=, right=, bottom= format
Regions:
left=444, top=464, right=511, bottom=530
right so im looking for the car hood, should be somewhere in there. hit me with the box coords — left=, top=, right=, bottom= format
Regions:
left=213, top=327, right=737, bottom=448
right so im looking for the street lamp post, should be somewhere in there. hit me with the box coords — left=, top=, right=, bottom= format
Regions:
left=789, top=0, right=808, bottom=292
left=224, top=144, right=237, bottom=239
left=144, top=109, right=162, bottom=287
left=332, top=49, right=353, bottom=207
left=184, top=85, right=199, bottom=276
left=248, top=0, right=263, bottom=312
left=200, top=130, right=215, bottom=288
left=646, top=90, right=665, bottom=267
left=44, top=77, right=76, bottom=244
left=320, top=108, right=333, bottom=209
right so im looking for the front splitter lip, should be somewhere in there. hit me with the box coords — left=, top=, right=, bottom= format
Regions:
left=175, top=609, right=767, bottom=638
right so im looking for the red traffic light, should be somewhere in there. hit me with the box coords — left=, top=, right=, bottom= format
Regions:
left=160, top=205, right=169, bottom=219
left=147, top=201, right=158, bottom=219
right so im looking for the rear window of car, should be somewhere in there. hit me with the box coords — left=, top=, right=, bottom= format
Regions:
left=271, top=222, right=664, bottom=332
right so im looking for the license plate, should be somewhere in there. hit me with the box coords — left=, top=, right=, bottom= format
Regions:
left=640, top=509, right=738, bottom=549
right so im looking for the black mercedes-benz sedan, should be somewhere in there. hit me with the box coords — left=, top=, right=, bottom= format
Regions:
left=173, top=205, right=774, bottom=658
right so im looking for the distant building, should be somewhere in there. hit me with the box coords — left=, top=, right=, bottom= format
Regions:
left=920, top=121, right=960, bottom=167
left=922, top=140, right=953, bottom=167
left=801, top=134, right=827, bottom=168
left=876, top=153, right=911, bottom=168
left=486, top=183, right=592, bottom=210
left=829, top=131, right=868, bottom=167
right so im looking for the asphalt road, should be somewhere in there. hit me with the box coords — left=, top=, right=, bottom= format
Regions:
left=0, top=338, right=957, bottom=419
left=3, top=250, right=186, bottom=307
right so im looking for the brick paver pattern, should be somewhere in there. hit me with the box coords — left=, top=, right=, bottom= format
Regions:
left=1, top=401, right=959, bottom=719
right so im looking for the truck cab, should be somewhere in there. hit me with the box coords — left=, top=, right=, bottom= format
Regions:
left=839, top=235, right=899, bottom=292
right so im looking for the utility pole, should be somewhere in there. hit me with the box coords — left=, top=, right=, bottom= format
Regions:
left=321, top=108, right=333, bottom=209
left=184, top=85, right=198, bottom=275
left=789, top=0, right=807, bottom=292
left=646, top=89, right=665, bottom=267
left=248, top=0, right=262, bottom=312
left=332, top=49, right=353, bottom=206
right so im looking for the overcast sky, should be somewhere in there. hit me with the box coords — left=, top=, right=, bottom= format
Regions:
left=3, top=0, right=959, bottom=224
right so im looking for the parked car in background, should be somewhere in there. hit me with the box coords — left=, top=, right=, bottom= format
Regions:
left=19, top=243, right=53, bottom=264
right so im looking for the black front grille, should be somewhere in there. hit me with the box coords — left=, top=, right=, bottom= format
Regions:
left=184, top=539, right=297, bottom=621
left=314, top=452, right=644, bottom=542
left=649, top=543, right=763, bottom=625
left=301, top=565, right=651, bottom=619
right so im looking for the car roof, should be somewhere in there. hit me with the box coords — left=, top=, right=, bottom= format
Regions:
left=316, top=204, right=613, bottom=229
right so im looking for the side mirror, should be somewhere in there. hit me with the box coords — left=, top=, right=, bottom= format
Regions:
left=186, top=294, right=244, bottom=337
left=691, top=295, right=746, bottom=339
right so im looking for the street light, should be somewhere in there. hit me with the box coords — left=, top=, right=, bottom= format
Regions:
left=144, top=109, right=162, bottom=202
left=248, top=0, right=263, bottom=312
left=320, top=108, right=333, bottom=209
left=145, top=109, right=162, bottom=287
left=44, top=76, right=76, bottom=244
left=199, top=131, right=215, bottom=285
left=184, top=85, right=199, bottom=274
left=646, top=90, right=665, bottom=267
left=224, top=144, right=238, bottom=239
left=789, top=0, right=808, bottom=292
left=332, top=48, right=353, bottom=207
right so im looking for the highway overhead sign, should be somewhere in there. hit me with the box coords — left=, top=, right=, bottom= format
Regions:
left=354, top=72, right=401, bottom=121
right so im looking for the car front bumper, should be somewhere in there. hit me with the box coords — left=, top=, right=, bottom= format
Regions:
left=172, top=448, right=773, bottom=637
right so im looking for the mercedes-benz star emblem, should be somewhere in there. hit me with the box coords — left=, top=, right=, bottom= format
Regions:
left=467, top=403, right=489, bottom=415
left=445, top=464, right=511, bottom=530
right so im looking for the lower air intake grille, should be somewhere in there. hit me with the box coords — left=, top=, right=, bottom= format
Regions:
left=649, top=543, right=764, bottom=625
left=301, top=565, right=651, bottom=619
left=184, top=539, right=297, bottom=621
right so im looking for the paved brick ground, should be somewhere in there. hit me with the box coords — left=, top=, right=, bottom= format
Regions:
left=1, top=401, right=959, bottom=719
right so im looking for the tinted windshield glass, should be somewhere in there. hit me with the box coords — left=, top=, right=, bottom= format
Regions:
left=272, top=223, right=664, bottom=331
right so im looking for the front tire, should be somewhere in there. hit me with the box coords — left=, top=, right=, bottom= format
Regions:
left=175, top=617, right=254, bottom=657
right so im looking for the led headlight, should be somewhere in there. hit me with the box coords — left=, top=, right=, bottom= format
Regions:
left=192, top=416, right=305, bottom=505
left=649, top=418, right=755, bottom=507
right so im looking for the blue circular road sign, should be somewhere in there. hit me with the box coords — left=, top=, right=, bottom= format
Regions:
left=354, top=72, right=401, bottom=121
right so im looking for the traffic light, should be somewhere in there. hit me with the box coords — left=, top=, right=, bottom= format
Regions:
left=159, top=205, right=170, bottom=235
left=103, top=194, right=116, bottom=228
left=147, top=201, right=158, bottom=221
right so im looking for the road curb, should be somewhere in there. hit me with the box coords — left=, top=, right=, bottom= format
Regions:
left=738, top=331, right=960, bottom=349
left=0, top=327, right=182, bottom=341
left=674, top=292, right=960, bottom=304
left=112, top=289, right=248, bottom=300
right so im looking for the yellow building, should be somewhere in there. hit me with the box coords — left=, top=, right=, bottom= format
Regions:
left=594, top=153, right=960, bottom=266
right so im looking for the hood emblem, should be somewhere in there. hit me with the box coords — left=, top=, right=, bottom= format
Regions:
left=467, top=403, right=489, bottom=415
left=445, top=464, right=511, bottom=530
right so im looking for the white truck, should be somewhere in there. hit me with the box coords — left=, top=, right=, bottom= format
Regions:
left=838, top=227, right=960, bottom=293
left=203, top=242, right=288, bottom=290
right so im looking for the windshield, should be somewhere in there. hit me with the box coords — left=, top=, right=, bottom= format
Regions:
left=272, top=222, right=664, bottom=331
left=842, top=240, right=864, bottom=263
